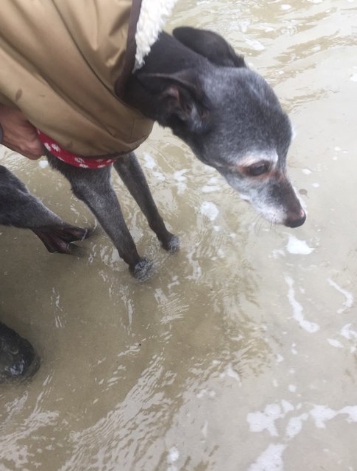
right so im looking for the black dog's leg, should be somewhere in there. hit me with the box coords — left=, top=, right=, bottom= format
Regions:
left=47, top=156, right=151, bottom=279
left=114, top=152, right=179, bottom=252
left=0, top=165, right=87, bottom=253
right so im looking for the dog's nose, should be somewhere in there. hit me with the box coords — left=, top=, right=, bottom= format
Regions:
left=285, top=208, right=306, bottom=228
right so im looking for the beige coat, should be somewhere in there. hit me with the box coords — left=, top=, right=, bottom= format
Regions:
left=0, top=0, right=153, bottom=157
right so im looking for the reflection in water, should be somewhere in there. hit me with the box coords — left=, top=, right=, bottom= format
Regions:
left=1, top=0, right=357, bottom=470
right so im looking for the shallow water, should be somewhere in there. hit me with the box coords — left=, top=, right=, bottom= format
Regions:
left=1, top=1, right=357, bottom=470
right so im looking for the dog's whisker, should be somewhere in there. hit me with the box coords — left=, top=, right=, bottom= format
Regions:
left=252, top=214, right=266, bottom=236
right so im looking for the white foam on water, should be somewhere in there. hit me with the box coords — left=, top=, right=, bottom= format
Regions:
left=281, top=4, right=292, bottom=10
left=350, top=74, right=357, bottom=82
left=200, top=201, right=219, bottom=221
left=39, top=160, right=49, bottom=168
left=309, top=405, right=338, bottom=428
left=173, top=169, right=187, bottom=182
left=143, top=152, right=156, bottom=169
left=202, top=185, right=221, bottom=193
left=310, top=405, right=357, bottom=428
left=340, top=324, right=357, bottom=340
left=217, top=248, right=225, bottom=258
left=219, top=364, right=241, bottom=382
left=285, top=276, right=320, bottom=333
left=196, top=388, right=216, bottom=399
left=248, top=400, right=357, bottom=471
left=202, top=177, right=220, bottom=193
left=245, top=38, right=266, bottom=51
left=340, top=406, right=357, bottom=422
left=327, top=278, right=354, bottom=313
left=201, top=420, right=208, bottom=438
left=153, top=170, right=166, bottom=182
left=248, top=443, right=286, bottom=471
left=281, top=400, right=294, bottom=414
left=247, top=403, right=283, bottom=437
left=173, top=170, right=188, bottom=194
left=142, top=152, right=166, bottom=181
left=276, top=354, right=284, bottom=363
left=286, top=235, right=314, bottom=255
left=285, top=413, right=309, bottom=439
left=167, top=446, right=179, bottom=464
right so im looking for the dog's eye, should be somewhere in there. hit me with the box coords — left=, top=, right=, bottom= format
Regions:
left=246, top=162, right=270, bottom=177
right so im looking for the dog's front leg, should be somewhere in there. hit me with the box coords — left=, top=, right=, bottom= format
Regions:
left=114, top=152, right=179, bottom=252
left=47, top=156, right=151, bottom=280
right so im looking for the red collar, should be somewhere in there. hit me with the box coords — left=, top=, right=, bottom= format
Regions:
left=37, top=130, right=116, bottom=169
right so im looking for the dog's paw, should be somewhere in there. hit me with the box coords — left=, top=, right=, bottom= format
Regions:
left=161, top=234, right=180, bottom=253
left=130, top=258, right=154, bottom=282
left=0, top=323, right=40, bottom=384
left=33, top=225, right=89, bottom=254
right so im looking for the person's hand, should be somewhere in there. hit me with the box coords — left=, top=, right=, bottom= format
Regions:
left=0, top=105, right=44, bottom=160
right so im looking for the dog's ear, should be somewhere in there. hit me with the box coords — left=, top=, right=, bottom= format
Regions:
left=173, top=27, right=246, bottom=68
left=136, top=70, right=210, bottom=133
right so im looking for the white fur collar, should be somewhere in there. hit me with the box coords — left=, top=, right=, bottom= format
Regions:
left=134, top=0, right=178, bottom=70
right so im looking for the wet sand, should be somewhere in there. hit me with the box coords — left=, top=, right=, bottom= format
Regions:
left=1, top=1, right=357, bottom=470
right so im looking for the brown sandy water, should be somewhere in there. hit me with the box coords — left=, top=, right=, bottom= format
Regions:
left=1, top=1, right=357, bottom=470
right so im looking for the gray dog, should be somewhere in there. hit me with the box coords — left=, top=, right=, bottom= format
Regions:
left=1, top=28, right=305, bottom=280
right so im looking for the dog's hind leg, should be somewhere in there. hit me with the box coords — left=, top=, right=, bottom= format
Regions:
left=114, top=152, right=179, bottom=252
left=0, top=166, right=87, bottom=253
left=47, top=156, right=151, bottom=279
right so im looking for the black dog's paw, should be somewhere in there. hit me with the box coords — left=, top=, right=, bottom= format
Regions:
left=161, top=234, right=180, bottom=253
left=33, top=225, right=90, bottom=254
left=130, top=258, right=154, bottom=282
left=0, top=323, right=40, bottom=383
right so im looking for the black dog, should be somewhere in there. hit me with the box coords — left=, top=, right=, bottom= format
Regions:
left=1, top=28, right=306, bottom=280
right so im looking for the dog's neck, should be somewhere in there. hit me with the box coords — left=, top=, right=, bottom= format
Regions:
left=120, top=32, right=208, bottom=124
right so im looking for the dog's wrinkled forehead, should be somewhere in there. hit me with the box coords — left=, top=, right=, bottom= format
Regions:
left=209, top=68, right=280, bottom=113
left=202, top=67, right=292, bottom=164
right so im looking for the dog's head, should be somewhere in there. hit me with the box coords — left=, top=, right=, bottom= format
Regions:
left=133, top=27, right=306, bottom=228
